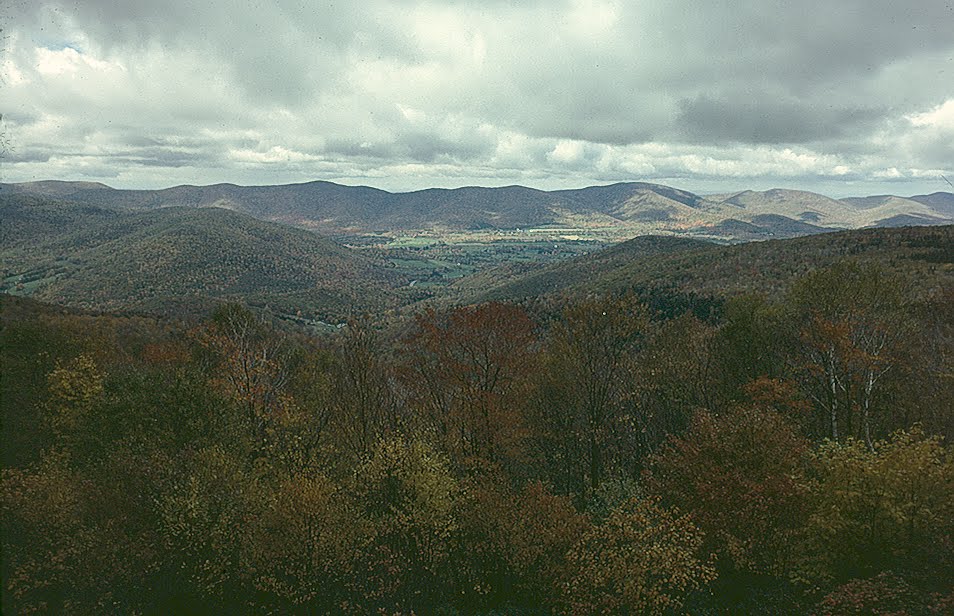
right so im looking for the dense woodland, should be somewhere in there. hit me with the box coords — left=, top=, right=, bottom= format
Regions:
left=2, top=252, right=953, bottom=614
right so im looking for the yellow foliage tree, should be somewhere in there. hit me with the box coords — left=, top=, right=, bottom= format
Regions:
left=350, top=437, right=458, bottom=610
left=798, top=427, right=954, bottom=586
left=45, top=353, right=105, bottom=445
left=563, top=497, right=716, bottom=614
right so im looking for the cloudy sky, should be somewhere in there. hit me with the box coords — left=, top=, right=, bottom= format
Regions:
left=1, top=0, right=952, bottom=196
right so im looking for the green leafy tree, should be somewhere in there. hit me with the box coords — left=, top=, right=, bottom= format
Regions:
left=713, top=294, right=786, bottom=401
left=631, top=312, right=718, bottom=455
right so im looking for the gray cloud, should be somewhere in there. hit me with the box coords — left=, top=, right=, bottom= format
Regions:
left=676, top=95, right=887, bottom=144
left=2, top=0, right=952, bottom=194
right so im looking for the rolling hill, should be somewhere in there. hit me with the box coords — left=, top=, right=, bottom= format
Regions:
left=4, top=180, right=951, bottom=241
left=0, top=198, right=415, bottom=319
left=3, top=189, right=952, bottom=337
left=466, top=225, right=954, bottom=306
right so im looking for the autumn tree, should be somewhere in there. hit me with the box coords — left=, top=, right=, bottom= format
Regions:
left=798, top=428, right=954, bottom=588
left=811, top=572, right=942, bottom=616
left=194, top=304, right=292, bottom=452
left=1, top=447, right=157, bottom=614
left=631, top=312, right=718, bottom=455
left=264, top=341, right=335, bottom=474
left=43, top=353, right=105, bottom=454
left=450, top=479, right=589, bottom=611
left=328, top=317, right=398, bottom=461
left=532, top=295, right=648, bottom=501
left=647, top=405, right=811, bottom=576
left=349, top=437, right=459, bottom=611
left=786, top=262, right=914, bottom=446
left=152, top=444, right=255, bottom=610
left=242, top=472, right=358, bottom=612
left=402, top=302, right=538, bottom=472
left=563, top=497, right=716, bottom=614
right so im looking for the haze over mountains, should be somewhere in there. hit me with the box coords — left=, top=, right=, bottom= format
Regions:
left=3, top=180, right=952, bottom=241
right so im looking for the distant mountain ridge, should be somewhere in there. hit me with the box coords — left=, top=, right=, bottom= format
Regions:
left=2, top=180, right=952, bottom=241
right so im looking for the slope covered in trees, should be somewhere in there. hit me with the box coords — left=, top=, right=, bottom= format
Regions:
left=1, top=198, right=417, bottom=319
left=4, top=180, right=952, bottom=239
left=469, top=225, right=954, bottom=305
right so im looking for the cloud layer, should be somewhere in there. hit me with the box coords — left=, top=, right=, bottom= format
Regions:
left=2, top=0, right=953, bottom=195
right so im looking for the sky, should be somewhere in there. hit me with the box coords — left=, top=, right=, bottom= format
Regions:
left=1, top=0, right=953, bottom=197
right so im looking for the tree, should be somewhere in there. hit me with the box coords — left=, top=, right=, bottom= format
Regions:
left=811, top=572, right=934, bottom=616
left=402, top=302, right=538, bottom=472
left=713, top=294, right=786, bottom=402
left=1, top=449, right=153, bottom=614
left=152, top=444, right=254, bottom=610
left=798, top=428, right=954, bottom=587
left=328, top=317, right=398, bottom=460
left=242, top=473, right=357, bottom=612
left=631, top=312, right=717, bottom=455
left=906, top=287, right=954, bottom=440
left=563, top=497, right=716, bottom=614
left=194, top=304, right=292, bottom=452
left=44, top=353, right=105, bottom=449
left=451, top=478, right=589, bottom=611
left=787, top=262, right=913, bottom=447
left=265, top=341, right=336, bottom=475
left=647, top=405, right=811, bottom=576
left=349, top=437, right=458, bottom=611
left=533, top=295, right=648, bottom=501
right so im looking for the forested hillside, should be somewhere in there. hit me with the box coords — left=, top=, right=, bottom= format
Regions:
left=3, top=238, right=952, bottom=613
left=5, top=0, right=953, bottom=610
left=466, top=225, right=954, bottom=305
left=1, top=196, right=418, bottom=320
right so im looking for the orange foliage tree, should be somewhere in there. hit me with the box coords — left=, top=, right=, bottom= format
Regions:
left=402, top=302, right=538, bottom=472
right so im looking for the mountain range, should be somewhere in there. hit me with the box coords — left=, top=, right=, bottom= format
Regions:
left=3, top=180, right=951, bottom=241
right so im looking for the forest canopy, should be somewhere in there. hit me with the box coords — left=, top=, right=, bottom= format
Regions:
left=2, top=255, right=953, bottom=614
